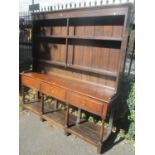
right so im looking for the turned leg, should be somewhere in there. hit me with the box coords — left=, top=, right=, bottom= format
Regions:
left=64, top=104, right=70, bottom=136
left=76, top=108, right=81, bottom=126
left=97, top=117, right=104, bottom=154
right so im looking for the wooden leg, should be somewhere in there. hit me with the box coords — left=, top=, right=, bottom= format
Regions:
left=22, top=85, right=25, bottom=104
left=76, top=108, right=81, bottom=126
left=99, top=118, right=104, bottom=142
left=55, top=100, right=59, bottom=110
left=64, top=104, right=70, bottom=136
left=40, top=93, right=46, bottom=122
left=37, top=91, right=41, bottom=100
left=41, top=93, right=44, bottom=114
left=97, top=117, right=104, bottom=154
left=40, top=116, right=46, bottom=122
left=97, top=108, right=114, bottom=154
left=97, top=142, right=102, bottom=154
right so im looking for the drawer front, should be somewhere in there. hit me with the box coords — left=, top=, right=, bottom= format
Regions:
left=67, top=92, right=103, bottom=116
left=40, top=83, right=66, bottom=102
left=22, top=76, right=41, bottom=90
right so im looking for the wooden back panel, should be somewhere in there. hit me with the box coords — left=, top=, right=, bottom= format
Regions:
left=32, top=4, right=131, bottom=93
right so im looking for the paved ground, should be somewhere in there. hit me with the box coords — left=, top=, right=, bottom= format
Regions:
left=19, top=111, right=134, bottom=155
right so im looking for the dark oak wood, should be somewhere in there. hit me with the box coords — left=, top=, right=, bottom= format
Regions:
left=22, top=85, right=25, bottom=104
left=54, top=100, right=59, bottom=110
left=67, top=121, right=108, bottom=146
left=76, top=108, right=81, bottom=125
left=42, top=109, right=77, bottom=129
left=34, top=59, right=66, bottom=67
left=23, top=101, right=56, bottom=115
left=36, top=35, right=122, bottom=41
left=21, top=3, right=132, bottom=154
left=67, top=92, right=104, bottom=117
left=23, top=102, right=42, bottom=116
left=21, top=72, right=115, bottom=102
left=41, top=93, right=44, bottom=114
left=21, top=75, right=41, bottom=90
left=67, top=64, right=117, bottom=77
left=40, top=82, right=66, bottom=102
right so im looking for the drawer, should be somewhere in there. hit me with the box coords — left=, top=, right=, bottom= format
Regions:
left=67, top=92, right=103, bottom=116
left=40, top=83, right=66, bottom=102
left=22, top=76, right=41, bottom=90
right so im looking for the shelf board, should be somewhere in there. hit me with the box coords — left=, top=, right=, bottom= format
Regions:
left=42, top=111, right=78, bottom=129
left=67, top=64, right=117, bottom=78
left=23, top=102, right=42, bottom=116
left=37, top=35, right=66, bottom=39
left=34, top=59, right=116, bottom=77
left=23, top=102, right=56, bottom=116
left=34, top=59, right=66, bottom=67
left=67, top=121, right=107, bottom=146
left=36, top=35, right=122, bottom=42
left=68, top=35, right=122, bottom=41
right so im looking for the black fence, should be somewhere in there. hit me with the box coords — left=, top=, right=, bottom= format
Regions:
left=123, top=24, right=135, bottom=75
left=19, top=11, right=32, bottom=72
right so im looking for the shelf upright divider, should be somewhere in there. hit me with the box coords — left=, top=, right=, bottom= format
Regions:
left=71, top=25, right=76, bottom=65
left=65, top=18, right=69, bottom=67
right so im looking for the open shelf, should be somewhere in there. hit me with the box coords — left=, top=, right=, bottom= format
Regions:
left=32, top=5, right=128, bottom=93
left=34, top=59, right=66, bottom=67
left=36, top=35, right=66, bottom=39
left=23, top=102, right=42, bottom=116
left=67, top=121, right=107, bottom=146
left=42, top=111, right=78, bottom=129
left=68, top=36, right=122, bottom=41
left=23, top=102, right=83, bottom=129
left=36, top=35, right=122, bottom=42
left=34, top=59, right=117, bottom=77
left=67, top=64, right=117, bottom=78
left=35, top=36, right=66, bottom=44
left=34, top=18, right=67, bottom=26
left=23, top=102, right=56, bottom=116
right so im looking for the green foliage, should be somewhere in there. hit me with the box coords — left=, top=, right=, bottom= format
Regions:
left=19, top=61, right=32, bottom=73
left=125, top=121, right=135, bottom=141
left=125, top=83, right=135, bottom=141
left=114, top=74, right=135, bottom=142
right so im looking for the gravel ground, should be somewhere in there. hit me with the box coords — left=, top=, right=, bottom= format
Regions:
left=19, top=112, right=134, bottom=155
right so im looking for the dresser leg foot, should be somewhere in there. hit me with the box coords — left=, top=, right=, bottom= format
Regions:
left=40, top=116, right=46, bottom=122
left=64, top=128, right=70, bottom=136
left=97, top=142, right=103, bottom=154
left=64, top=131, right=70, bottom=136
